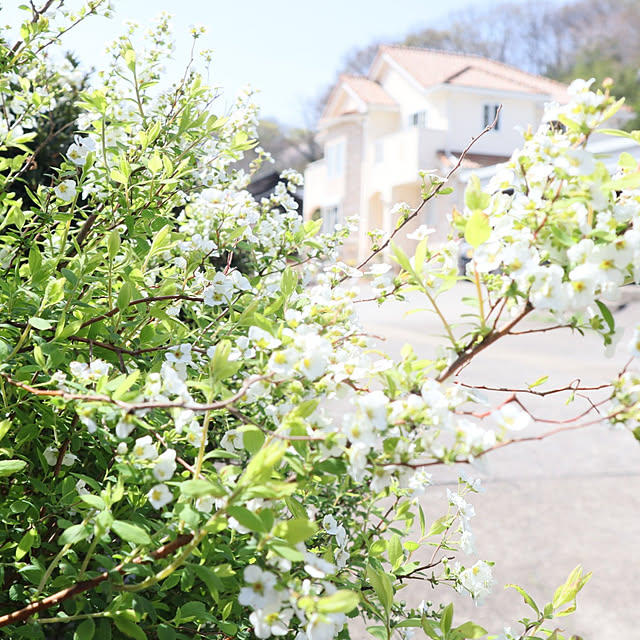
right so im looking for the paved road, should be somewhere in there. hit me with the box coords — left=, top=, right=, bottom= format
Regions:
left=352, top=283, right=640, bottom=639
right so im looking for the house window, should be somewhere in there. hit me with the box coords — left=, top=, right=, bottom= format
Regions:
left=326, top=140, right=345, bottom=178
left=321, top=205, right=340, bottom=233
left=483, top=104, right=500, bottom=131
left=374, top=140, right=384, bottom=163
left=408, top=110, right=427, bottom=128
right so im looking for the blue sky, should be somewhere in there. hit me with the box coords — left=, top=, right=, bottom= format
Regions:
left=2, top=0, right=566, bottom=126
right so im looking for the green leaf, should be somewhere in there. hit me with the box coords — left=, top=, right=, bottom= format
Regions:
left=241, top=428, right=265, bottom=454
left=273, top=517, right=317, bottom=544
left=147, top=224, right=171, bottom=260
left=117, top=282, right=134, bottom=311
left=239, top=440, right=287, bottom=487
left=179, top=479, right=224, bottom=498
left=226, top=506, right=268, bottom=533
left=366, top=627, right=388, bottom=640
left=155, top=624, right=176, bottom=640
left=60, top=269, right=78, bottom=289
left=112, top=520, right=151, bottom=546
left=390, top=240, right=414, bottom=275
left=504, top=584, right=540, bottom=615
left=28, top=317, right=52, bottom=330
left=527, top=375, right=548, bottom=390
left=0, top=459, right=27, bottom=477
left=464, top=174, right=491, bottom=211
left=595, top=300, right=615, bottom=333
left=16, top=528, right=37, bottom=561
left=28, top=246, right=42, bottom=277
left=618, top=151, right=637, bottom=171
left=112, top=615, right=146, bottom=640
left=317, top=590, right=360, bottom=614
left=110, top=169, right=128, bottom=184
left=552, top=565, right=591, bottom=610
left=108, top=230, right=121, bottom=260
left=453, top=621, right=488, bottom=638
left=60, top=523, right=91, bottom=545
left=419, top=504, right=426, bottom=537
left=192, top=565, right=221, bottom=601
left=464, top=210, right=491, bottom=248
left=79, top=494, right=106, bottom=510
left=550, top=225, right=574, bottom=247
left=74, top=617, right=95, bottom=640
left=427, top=515, right=453, bottom=536
left=284, top=496, right=307, bottom=520
left=148, top=152, right=163, bottom=175
left=270, top=543, right=304, bottom=562
left=0, top=419, right=10, bottom=441
left=440, top=603, right=453, bottom=634
left=280, top=266, right=298, bottom=298
left=124, top=48, right=136, bottom=71
left=388, top=534, right=403, bottom=570
left=44, top=278, right=66, bottom=306
left=367, top=564, right=393, bottom=615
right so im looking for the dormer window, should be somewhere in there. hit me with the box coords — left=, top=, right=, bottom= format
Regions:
left=408, top=110, right=427, bottom=128
left=483, top=104, right=501, bottom=131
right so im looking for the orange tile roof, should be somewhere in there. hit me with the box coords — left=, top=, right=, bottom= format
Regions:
left=340, top=74, right=397, bottom=106
left=378, top=45, right=568, bottom=102
left=437, top=151, right=511, bottom=170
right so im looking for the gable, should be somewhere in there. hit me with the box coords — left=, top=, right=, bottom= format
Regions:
left=370, top=46, right=568, bottom=103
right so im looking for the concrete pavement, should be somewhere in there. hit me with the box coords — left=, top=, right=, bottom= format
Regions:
left=352, top=283, right=640, bottom=639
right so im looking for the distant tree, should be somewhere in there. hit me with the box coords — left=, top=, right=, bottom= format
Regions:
left=340, top=42, right=382, bottom=76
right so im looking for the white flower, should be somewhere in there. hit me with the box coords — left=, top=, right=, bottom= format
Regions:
left=165, top=343, right=193, bottom=365
left=133, top=435, right=158, bottom=460
left=115, top=414, right=136, bottom=439
left=43, top=446, right=77, bottom=467
left=147, top=483, right=173, bottom=509
left=69, top=359, right=112, bottom=384
left=322, top=514, right=338, bottom=534
left=249, top=326, right=281, bottom=350
left=447, top=489, right=475, bottom=527
left=54, top=179, right=76, bottom=202
left=250, top=601, right=293, bottom=638
left=458, top=560, right=496, bottom=604
left=460, top=530, right=476, bottom=555
left=152, top=448, right=177, bottom=481
left=238, top=565, right=279, bottom=609
left=303, top=552, right=336, bottom=578
left=407, top=224, right=435, bottom=241
left=356, top=390, right=388, bottom=430
left=195, top=495, right=216, bottom=513
left=334, top=546, right=349, bottom=569
left=628, top=325, right=640, bottom=359
left=75, top=479, right=90, bottom=496
left=493, top=404, right=531, bottom=432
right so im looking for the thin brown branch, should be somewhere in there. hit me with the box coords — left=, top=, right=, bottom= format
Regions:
left=0, top=533, right=194, bottom=628
left=0, top=372, right=265, bottom=413
left=79, top=294, right=204, bottom=330
left=438, top=302, right=532, bottom=382
left=456, top=379, right=612, bottom=397
left=508, top=324, right=574, bottom=336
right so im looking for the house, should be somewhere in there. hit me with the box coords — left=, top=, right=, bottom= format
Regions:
left=303, top=45, right=577, bottom=263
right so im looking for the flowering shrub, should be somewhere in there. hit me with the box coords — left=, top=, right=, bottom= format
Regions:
left=0, top=4, right=639, bottom=640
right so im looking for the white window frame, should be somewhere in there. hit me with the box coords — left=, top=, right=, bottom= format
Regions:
left=321, top=204, right=340, bottom=233
left=326, top=140, right=345, bottom=178
left=374, top=139, right=384, bottom=164
left=483, top=104, right=500, bottom=131
left=408, top=110, right=427, bottom=128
